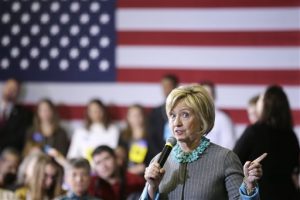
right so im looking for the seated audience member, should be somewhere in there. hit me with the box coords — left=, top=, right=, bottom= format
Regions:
left=200, top=80, right=236, bottom=149
left=67, top=99, right=120, bottom=161
left=148, top=74, right=179, bottom=156
left=0, top=78, right=32, bottom=153
left=119, top=104, right=152, bottom=175
left=15, top=152, right=64, bottom=200
left=23, top=99, right=69, bottom=157
left=247, top=95, right=259, bottom=124
left=234, top=85, right=300, bottom=200
left=0, top=148, right=20, bottom=190
left=89, top=145, right=145, bottom=200
left=55, top=158, right=100, bottom=200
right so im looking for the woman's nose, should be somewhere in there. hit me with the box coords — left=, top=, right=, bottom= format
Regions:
left=173, top=116, right=182, bottom=126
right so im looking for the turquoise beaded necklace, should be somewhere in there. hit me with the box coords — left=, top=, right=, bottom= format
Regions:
left=172, top=136, right=210, bottom=163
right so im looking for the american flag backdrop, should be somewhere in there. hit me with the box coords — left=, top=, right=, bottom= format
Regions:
left=0, top=0, right=116, bottom=81
left=0, top=0, right=299, bottom=141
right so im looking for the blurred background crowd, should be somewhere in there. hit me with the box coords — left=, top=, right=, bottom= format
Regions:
left=0, top=75, right=299, bottom=200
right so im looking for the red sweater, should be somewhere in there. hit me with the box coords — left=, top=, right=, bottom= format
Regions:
left=88, top=172, right=145, bottom=200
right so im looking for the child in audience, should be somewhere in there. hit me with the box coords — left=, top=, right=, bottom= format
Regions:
left=55, top=158, right=100, bottom=200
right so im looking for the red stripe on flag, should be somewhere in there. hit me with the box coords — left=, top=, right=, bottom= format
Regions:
left=117, top=69, right=300, bottom=85
left=118, top=0, right=300, bottom=8
left=24, top=104, right=300, bottom=125
left=118, top=31, right=300, bottom=46
left=27, top=105, right=300, bottom=125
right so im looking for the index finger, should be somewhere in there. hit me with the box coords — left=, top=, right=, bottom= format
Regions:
left=252, top=153, right=267, bottom=163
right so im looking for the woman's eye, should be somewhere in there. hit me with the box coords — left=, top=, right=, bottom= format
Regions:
left=169, top=113, right=176, bottom=119
left=182, top=112, right=190, bottom=118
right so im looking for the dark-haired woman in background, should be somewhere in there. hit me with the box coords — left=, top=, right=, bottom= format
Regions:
left=23, top=99, right=69, bottom=157
left=234, top=85, right=300, bottom=200
left=67, top=99, right=120, bottom=161
left=118, top=104, right=152, bottom=175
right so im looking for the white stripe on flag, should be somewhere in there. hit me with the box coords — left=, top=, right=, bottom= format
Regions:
left=117, top=8, right=300, bottom=31
left=117, top=46, right=300, bottom=69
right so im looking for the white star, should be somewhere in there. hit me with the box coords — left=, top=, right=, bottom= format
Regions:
left=59, top=59, right=69, bottom=70
left=40, top=59, right=49, bottom=70
left=50, top=47, right=59, bottom=58
left=60, top=13, right=70, bottom=24
left=0, top=58, right=9, bottom=69
left=99, top=13, right=110, bottom=24
left=12, top=2, right=21, bottom=12
left=79, top=60, right=89, bottom=71
left=50, top=24, right=60, bottom=36
left=2, top=13, right=11, bottom=24
left=10, top=47, right=20, bottom=58
left=60, top=36, right=70, bottom=47
left=20, top=59, right=29, bottom=70
left=30, top=24, right=40, bottom=35
left=21, top=36, right=30, bottom=47
left=79, top=36, right=90, bottom=48
left=40, top=36, right=50, bottom=47
left=99, top=36, right=110, bottom=48
left=89, top=48, right=100, bottom=59
left=80, top=13, right=90, bottom=24
left=11, top=24, right=21, bottom=35
left=99, top=60, right=110, bottom=71
left=70, top=25, right=80, bottom=36
left=51, top=2, right=60, bottom=13
left=90, top=2, right=101, bottom=12
left=90, top=25, right=100, bottom=36
left=31, top=2, right=41, bottom=12
left=70, top=2, right=80, bottom=13
left=69, top=48, right=79, bottom=59
left=21, top=13, right=30, bottom=24
left=40, top=13, right=50, bottom=24
left=1, top=35, right=10, bottom=46
left=30, top=47, right=40, bottom=59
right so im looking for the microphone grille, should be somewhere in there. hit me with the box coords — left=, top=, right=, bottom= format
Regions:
left=167, top=137, right=177, bottom=146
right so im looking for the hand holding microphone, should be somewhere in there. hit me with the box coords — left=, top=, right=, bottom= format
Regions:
left=144, top=137, right=177, bottom=196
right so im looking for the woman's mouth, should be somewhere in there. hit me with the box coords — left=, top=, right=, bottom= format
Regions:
left=174, top=130, right=184, bottom=135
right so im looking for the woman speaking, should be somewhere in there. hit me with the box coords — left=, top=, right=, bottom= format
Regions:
left=141, top=85, right=265, bottom=200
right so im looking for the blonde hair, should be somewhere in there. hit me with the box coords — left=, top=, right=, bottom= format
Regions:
left=166, top=85, right=215, bottom=135
left=17, top=153, right=63, bottom=200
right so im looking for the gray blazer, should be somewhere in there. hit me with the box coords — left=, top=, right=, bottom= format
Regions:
left=158, top=143, right=246, bottom=200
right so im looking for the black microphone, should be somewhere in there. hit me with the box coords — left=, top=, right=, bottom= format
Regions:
left=157, top=137, right=177, bottom=167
